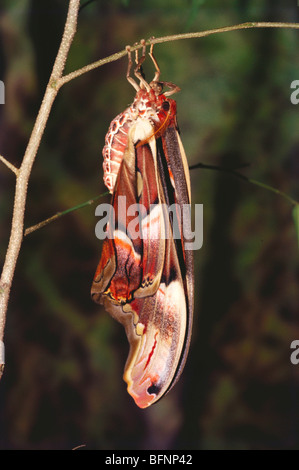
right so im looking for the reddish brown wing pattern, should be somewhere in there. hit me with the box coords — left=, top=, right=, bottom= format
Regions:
left=92, top=43, right=193, bottom=408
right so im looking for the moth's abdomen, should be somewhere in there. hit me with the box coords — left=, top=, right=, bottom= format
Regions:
left=102, top=90, right=175, bottom=194
left=102, top=110, right=134, bottom=193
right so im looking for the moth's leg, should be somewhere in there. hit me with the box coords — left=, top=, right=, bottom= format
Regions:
left=126, top=45, right=140, bottom=92
left=149, top=43, right=180, bottom=96
left=134, top=39, right=150, bottom=92
left=149, top=42, right=160, bottom=82
left=162, top=81, right=181, bottom=97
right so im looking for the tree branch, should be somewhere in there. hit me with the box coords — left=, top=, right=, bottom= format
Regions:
left=0, top=0, right=81, bottom=368
left=59, top=21, right=299, bottom=87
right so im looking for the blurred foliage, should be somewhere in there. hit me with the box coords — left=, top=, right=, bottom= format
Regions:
left=0, top=0, right=298, bottom=450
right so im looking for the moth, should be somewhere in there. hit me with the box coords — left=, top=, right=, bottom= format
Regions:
left=91, top=42, right=194, bottom=408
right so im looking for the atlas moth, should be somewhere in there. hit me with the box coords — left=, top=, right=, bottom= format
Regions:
left=91, top=41, right=194, bottom=409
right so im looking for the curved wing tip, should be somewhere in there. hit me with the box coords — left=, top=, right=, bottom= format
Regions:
left=130, top=391, right=157, bottom=409
left=126, top=382, right=162, bottom=409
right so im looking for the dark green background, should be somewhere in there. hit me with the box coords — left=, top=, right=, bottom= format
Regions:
left=0, top=0, right=298, bottom=450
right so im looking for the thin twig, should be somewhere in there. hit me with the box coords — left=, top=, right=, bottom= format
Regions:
left=25, top=160, right=298, bottom=239
left=0, top=155, right=19, bottom=176
left=191, top=162, right=298, bottom=206
left=149, top=21, right=299, bottom=44
left=24, top=193, right=109, bottom=236
left=248, top=177, right=298, bottom=206
left=190, top=161, right=249, bottom=180
left=59, top=21, right=299, bottom=87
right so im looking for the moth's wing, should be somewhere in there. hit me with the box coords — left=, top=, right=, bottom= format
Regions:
left=91, top=120, right=191, bottom=408
left=158, top=125, right=194, bottom=392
